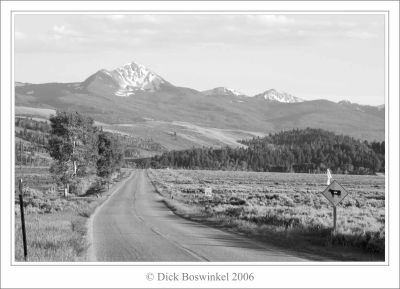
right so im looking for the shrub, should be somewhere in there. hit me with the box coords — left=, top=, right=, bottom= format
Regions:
left=224, top=206, right=245, bottom=217
left=229, top=196, right=247, bottom=206
left=69, top=176, right=96, bottom=195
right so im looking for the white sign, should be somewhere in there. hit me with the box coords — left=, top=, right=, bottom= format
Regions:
left=204, top=187, right=212, bottom=197
left=327, top=168, right=333, bottom=185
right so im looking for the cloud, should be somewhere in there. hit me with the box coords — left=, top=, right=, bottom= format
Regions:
left=106, top=15, right=126, bottom=21
left=345, top=30, right=377, bottom=40
left=49, top=24, right=91, bottom=43
left=51, top=24, right=76, bottom=40
left=53, top=25, right=66, bottom=33
left=52, top=24, right=77, bottom=35
left=250, top=14, right=296, bottom=25
left=14, top=31, right=26, bottom=40
left=14, top=14, right=383, bottom=54
left=98, top=14, right=163, bottom=24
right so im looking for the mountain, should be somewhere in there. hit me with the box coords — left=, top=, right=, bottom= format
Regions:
left=338, top=100, right=384, bottom=118
left=254, top=89, right=304, bottom=103
left=203, top=87, right=307, bottom=104
left=15, top=60, right=385, bottom=155
left=202, top=87, right=246, bottom=97
left=82, top=61, right=171, bottom=97
left=15, top=82, right=29, bottom=87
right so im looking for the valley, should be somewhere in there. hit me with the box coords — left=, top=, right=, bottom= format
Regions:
left=13, top=61, right=386, bottom=263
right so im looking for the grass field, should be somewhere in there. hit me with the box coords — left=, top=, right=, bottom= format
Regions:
left=148, top=169, right=385, bottom=261
left=15, top=106, right=56, bottom=119
left=14, top=166, right=130, bottom=262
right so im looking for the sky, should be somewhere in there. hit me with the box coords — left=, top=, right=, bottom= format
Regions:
left=14, top=14, right=385, bottom=105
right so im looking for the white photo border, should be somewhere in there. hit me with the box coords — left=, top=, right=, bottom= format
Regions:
left=1, top=1, right=399, bottom=288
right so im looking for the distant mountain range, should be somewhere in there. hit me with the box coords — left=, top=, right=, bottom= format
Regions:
left=253, top=89, right=304, bottom=103
left=202, top=87, right=246, bottom=97
left=77, top=61, right=307, bottom=103
left=15, top=61, right=385, bottom=151
left=203, top=87, right=304, bottom=103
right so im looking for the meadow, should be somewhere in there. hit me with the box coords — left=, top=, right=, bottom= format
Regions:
left=148, top=169, right=385, bottom=260
left=14, top=166, right=129, bottom=261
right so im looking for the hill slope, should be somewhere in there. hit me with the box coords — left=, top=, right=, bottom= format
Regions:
left=145, top=128, right=385, bottom=174
left=15, top=61, right=385, bottom=150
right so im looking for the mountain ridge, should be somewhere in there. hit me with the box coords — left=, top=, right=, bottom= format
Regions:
left=202, top=87, right=247, bottom=97
left=254, top=89, right=304, bottom=103
left=16, top=61, right=381, bottom=107
left=15, top=60, right=385, bottom=146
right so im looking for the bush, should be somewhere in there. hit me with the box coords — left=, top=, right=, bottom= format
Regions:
left=69, top=176, right=97, bottom=195
left=84, top=179, right=105, bottom=196
left=224, top=206, right=245, bottom=217
left=229, top=196, right=247, bottom=206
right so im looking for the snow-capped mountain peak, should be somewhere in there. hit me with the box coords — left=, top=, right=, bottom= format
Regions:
left=83, top=61, right=168, bottom=97
left=338, top=100, right=352, bottom=105
left=254, top=89, right=304, bottom=103
left=202, top=87, right=246, bottom=97
left=110, top=61, right=166, bottom=96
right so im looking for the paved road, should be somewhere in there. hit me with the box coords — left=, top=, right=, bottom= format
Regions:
left=90, top=170, right=315, bottom=262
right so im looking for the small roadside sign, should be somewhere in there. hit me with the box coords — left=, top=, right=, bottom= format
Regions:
left=204, top=187, right=212, bottom=197
left=321, top=171, right=349, bottom=232
left=322, top=180, right=349, bottom=207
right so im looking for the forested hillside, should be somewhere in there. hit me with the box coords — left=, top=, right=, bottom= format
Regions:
left=143, top=128, right=385, bottom=174
left=15, top=117, right=52, bottom=166
left=15, top=116, right=165, bottom=166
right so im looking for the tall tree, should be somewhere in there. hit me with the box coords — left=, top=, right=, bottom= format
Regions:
left=96, top=131, right=124, bottom=187
left=47, top=111, right=98, bottom=194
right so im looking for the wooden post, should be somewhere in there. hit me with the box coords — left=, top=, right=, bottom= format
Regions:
left=19, top=141, right=23, bottom=170
left=333, top=206, right=337, bottom=232
left=18, top=179, right=28, bottom=261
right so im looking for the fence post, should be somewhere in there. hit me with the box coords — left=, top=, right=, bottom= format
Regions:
left=64, top=183, right=69, bottom=198
left=18, top=179, right=28, bottom=261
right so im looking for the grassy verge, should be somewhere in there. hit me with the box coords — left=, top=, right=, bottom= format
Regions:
left=15, top=211, right=88, bottom=261
left=14, top=169, right=131, bottom=262
left=147, top=169, right=384, bottom=261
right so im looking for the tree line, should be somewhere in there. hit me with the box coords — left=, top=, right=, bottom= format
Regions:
left=15, top=117, right=51, bottom=133
left=15, top=117, right=50, bottom=150
left=139, top=128, right=384, bottom=175
left=15, top=117, right=52, bottom=166
left=15, top=116, right=162, bottom=167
